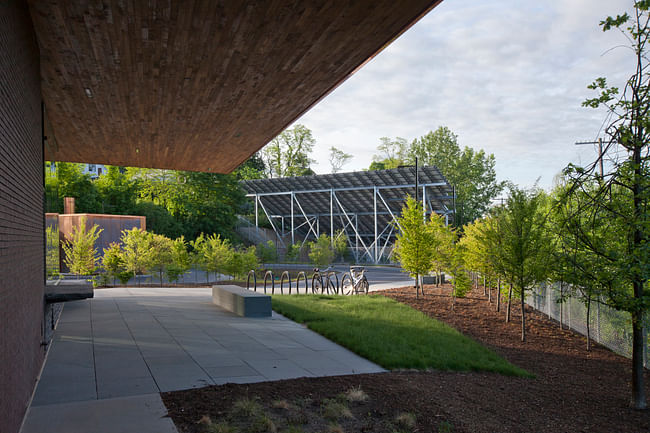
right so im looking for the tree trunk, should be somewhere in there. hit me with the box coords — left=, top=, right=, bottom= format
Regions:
left=159, top=269, right=163, bottom=287
left=631, top=302, right=647, bottom=409
left=506, top=282, right=512, bottom=323
left=496, top=278, right=501, bottom=312
left=586, top=294, right=591, bottom=352
left=415, top=273, right=419, bottom=299
left=559, top=281, right=564, bottom=330
left=487, top=277, right=492, bottom=303
left=483, top=276, right=487, bottom=296
left=521, top=288, right=526, bottom=342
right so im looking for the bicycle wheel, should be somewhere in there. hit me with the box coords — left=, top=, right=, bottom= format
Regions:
left=326, top=276, right=337, bottom=295
left=311, top=273, right=323, bottom=294
left=361, top=277, right=369, bottom=294
left=328, top=272, right=339, bottom=294
left=340, top=273, right=353, bottom=295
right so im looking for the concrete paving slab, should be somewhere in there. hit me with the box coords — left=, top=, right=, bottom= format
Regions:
left=22, top=393, right=177, bottom=433
left=204, top=364, right=260, bottom=378
left=25, top=286, right=386, bottom=432
left=245, top=358, right=315, bottom=381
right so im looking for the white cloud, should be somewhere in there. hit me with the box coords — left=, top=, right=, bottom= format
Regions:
left=288, top=0, right=633, bottom=189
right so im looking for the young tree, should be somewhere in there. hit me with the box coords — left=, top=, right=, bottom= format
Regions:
left=494, top=186, right=551, bottom=342
left=332, top=229, right=348, bottom=262
left=62, top=216, right=103, bottom=276
left=329, top=146, right=353, bottom=173
left=308, top=234, right=335, bottom=268
left=429, top=212, right=455, bottom=287
left=167, top=236, right=191, bottom=283
left=257, top=240, right=278, bottom=265
left=121, top=227, right=153, bottom=284
left=394, top=196, right=435, bottom=297
left=461, top=218, right=499, bottom=302
left=261, top=124, right=315, bottom=178
left=191, top=233, right=233, bottom=282
left=148, top=233, right=174, bottom=286
left=447, top=242, right=472, bottom=310
left=45, top=226, right=60, bottom=278
left=560, top=1, right=650, bottom=408
left=102, top=242, right=125, bottom=285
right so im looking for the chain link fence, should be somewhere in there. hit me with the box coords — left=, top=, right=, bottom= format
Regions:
left=526, top=282, right=649, bottom=367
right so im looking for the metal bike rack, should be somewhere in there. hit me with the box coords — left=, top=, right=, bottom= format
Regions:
left=279, top=270, right=291, bottom=294
left=296, top=271, right=307, bottom=294
left=263, top=270, right=274, bottom=294
left=247, top=270, right=257, bottom=292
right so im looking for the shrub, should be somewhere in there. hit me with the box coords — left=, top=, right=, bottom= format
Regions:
left=308, top=234, right=334, bottom=268
left=62, top=216, right=103, bottom=275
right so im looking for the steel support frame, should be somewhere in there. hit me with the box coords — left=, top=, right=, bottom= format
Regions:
left=246, top=181, right=451, bottom=263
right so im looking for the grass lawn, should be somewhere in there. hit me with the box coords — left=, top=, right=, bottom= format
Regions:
left=272, top=294, right=531, bottom=377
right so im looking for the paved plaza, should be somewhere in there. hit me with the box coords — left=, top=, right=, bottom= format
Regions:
left=22, top=287, right=384, bottom=433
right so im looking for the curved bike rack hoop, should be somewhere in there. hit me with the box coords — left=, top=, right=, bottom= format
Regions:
left=296, top=271, right=307, bottom=294
left=328, top=272, right=339, bottom=295
left=247, top=270, right=257, bottom=292
left=263, top=270, right=274, bottom=294
left=311, top=272, right=322, bottom=294
left=279, top=271, right=291, bottom=295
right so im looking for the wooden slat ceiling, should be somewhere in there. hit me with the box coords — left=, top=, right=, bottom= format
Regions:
left=28, top=0, right=440, bottom=173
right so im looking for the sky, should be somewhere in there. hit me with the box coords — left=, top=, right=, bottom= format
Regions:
left=287, top=0, right=634, bottom=190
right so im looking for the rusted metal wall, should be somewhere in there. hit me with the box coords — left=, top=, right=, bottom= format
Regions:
left=58, top=214, right=146, bottom=263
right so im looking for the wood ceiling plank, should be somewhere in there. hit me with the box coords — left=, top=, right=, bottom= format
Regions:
left=28, top=0, right=441, bottom=173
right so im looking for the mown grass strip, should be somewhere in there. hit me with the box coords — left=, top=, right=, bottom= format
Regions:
left=272, top=295, right=531, bottom=377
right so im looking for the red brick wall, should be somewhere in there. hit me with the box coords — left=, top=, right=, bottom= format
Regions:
left=0, top=2, right=45, bottom=433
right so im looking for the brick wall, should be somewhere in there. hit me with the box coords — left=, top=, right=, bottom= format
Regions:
left=0, top=2, right=45, bottom=433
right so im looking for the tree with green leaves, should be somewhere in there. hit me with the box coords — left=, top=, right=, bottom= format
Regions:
left=233, top=153, right=266, bottom=180
left=332, top=229, right=348, bottom=262
left=410, top=127, right=504, bottom=227
left=45, top=162, right=102, bottom=213
left=429, top=212, right=455, bottom=288
left=494, top=186, right=552, bottom=342
left=102, top=242, right=129, bottom=285
left=394, top=196, right=435, bottom=298
left=121, top=227, right=153, bottom=284
left=261, top=124, right=315, bottom=178
left=62, top=216, right=103, bottom=276
left=225, top=246, right=259, bottom=280
left=167, top=236, right=191, bottom=283
left=308, top=234, right=335, bottom=268
left=147, top=233, right=174, bottom=286
left=191, top=233, right=233, bottom=283
left=461, top=217, right=499, bottom=303
left=257, top=240, right=278, bottom=265
left=370, top=137, right=409, bottom=169
left=557, top=2, right=650, bottom=408
left=329, top=146, right=353, bottom=173
left=45, top=225, right=59, bottom=278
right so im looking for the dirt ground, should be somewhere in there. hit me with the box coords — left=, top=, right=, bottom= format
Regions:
left=162, top=285, right=650, bottom=433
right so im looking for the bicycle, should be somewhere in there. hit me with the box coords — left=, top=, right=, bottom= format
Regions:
left=340, top=266, right=369, bottom=295
left=311, top=266, right=339, bottom=294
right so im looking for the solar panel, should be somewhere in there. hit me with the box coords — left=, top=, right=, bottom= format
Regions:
left=240, top=166, right=454, bottom=262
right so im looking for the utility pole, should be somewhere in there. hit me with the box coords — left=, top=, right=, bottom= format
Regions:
left=575, top=137, right=604, bottom=179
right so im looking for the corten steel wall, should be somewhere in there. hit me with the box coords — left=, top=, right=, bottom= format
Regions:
left=58, top=214, right=146, bottom=262
left=0, top=2, right=45, bottom=433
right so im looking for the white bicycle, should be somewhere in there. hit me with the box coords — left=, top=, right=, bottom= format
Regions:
left=340, top=266, right=369, bottom=295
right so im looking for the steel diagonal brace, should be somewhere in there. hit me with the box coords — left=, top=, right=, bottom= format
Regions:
left=257, top=197, right=286, bottom=248
left=332, top=191, right=372, bottom=260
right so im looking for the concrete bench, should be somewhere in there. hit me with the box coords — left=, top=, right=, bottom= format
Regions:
left=212, top=285, right=271, bottom=317
left=45, top=279, right=94, bottom=303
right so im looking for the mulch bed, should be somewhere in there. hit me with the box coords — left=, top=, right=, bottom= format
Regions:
left=162, top=285, right=650, bottom=433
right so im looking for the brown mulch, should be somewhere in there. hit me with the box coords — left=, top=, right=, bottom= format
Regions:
left=162, top=285, right=650, bottom=433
